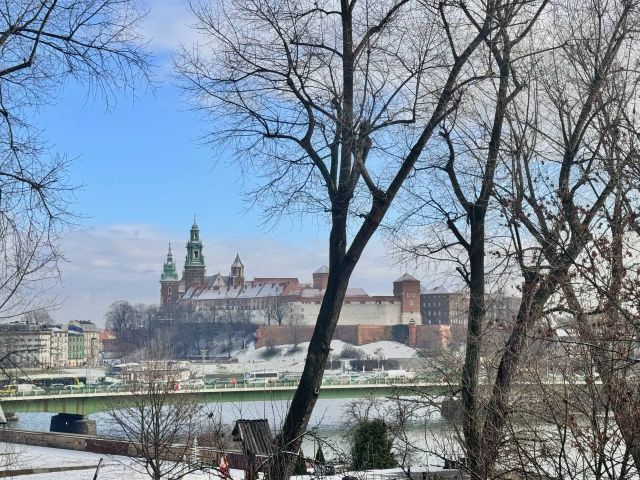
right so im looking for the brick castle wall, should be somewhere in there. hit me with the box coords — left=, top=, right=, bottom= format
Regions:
left=256, top=325, right=397, bottom=347
left=255, top=324, right=462, bottom=351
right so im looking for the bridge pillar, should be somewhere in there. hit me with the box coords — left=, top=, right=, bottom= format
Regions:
left=50, top=413, right=96, bottom=435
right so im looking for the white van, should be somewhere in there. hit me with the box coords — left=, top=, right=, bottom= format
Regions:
left=16, top=384, right=44, bottom=393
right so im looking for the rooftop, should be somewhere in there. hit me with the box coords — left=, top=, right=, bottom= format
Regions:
left=394, top=273, right=419, bottom=283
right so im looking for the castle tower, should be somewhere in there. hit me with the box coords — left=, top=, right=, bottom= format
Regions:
left=160, top=244, right=181, bottom=307
left=313, top=265, right=329, bottom=290
left=184, top=219, right=205, bottom=290
left=393, top=273, right=421, bottom=324
left=230, top=254, right=245, bottom=287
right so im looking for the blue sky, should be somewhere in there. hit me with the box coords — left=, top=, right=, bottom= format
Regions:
left=35, top=0, right=427, bottom=325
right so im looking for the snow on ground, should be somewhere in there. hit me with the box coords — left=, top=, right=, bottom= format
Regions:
left=1, top=443, right=446, bottom=480
left=193, top=340, right=419, bottom=376
left=0, top=443, right=244, bottom=480
left=356, top=340, right=419, bottom=359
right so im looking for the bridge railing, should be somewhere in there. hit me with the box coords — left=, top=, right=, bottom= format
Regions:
left=0, top=375, right=439, bottom=398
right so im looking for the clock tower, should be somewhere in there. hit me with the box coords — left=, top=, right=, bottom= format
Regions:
left=184, top=218, right=206, bottom=290
left=160, top=244, right=180, bottom=307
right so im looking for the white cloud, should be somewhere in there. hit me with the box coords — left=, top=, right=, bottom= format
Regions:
left=49, top=223, right=430, bottom=326
left=140, top=0, right=201, bottom=53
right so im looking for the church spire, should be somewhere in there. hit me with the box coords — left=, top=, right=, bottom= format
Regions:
left=230, top=253, right=245, bottom=287
left=161, top=243, right=179, bottom=281
left=184, top=218, right=206, bottom=289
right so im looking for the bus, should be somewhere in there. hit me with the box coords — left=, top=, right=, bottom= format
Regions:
left=17, top=373, right=86, bottom=389
left=244, top=371, right=279, bottom=383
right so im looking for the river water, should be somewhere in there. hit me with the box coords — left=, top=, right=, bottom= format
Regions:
left=13, top=397, right=458, bottom=467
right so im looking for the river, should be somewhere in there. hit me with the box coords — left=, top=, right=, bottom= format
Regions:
left=13, top=397, right=458, bottom=467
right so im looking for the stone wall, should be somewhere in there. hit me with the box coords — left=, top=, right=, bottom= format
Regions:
left=0, top=429, right=250, bottom=470
left=289, top=301, right=402, bottom=326
left=255, top=324, right=398, bottom=348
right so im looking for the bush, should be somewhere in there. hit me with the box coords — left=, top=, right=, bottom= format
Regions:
left=260, top=342, right=281, bottom=359
left=286, top=344, right=302, bottom=355
left=351, top=419, right=396, bottom=470
left=340, top=345, right=364, bottom=359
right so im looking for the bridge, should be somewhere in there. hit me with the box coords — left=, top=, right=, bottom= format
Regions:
left=0, top=377, right=450, bottom=416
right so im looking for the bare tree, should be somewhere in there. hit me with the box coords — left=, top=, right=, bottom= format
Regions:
left=481, top=0, right=640, bottom=475
left=177, top=1, right=507, bottom=475
left=22, top=309, right=53, bottom=325
left=0, top=0, right=149, bottom=323
left=389, top=0, right=640, bottom=475
left=106, top=343, right=211, bottom=480
left=105, top=300, right=136, bottom=332
left=265, top=296, right=287, bottom=326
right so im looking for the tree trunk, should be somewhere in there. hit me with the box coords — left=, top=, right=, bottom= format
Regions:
left=268, top=218, right=357, bottom=478
left=461, top=215, right=486, bottom=473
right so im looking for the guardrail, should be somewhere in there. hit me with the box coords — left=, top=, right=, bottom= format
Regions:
left=0, top=376, right=441, bottom=399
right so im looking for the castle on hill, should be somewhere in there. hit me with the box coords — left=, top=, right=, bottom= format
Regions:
left=159, top=221, right=421, bottom=326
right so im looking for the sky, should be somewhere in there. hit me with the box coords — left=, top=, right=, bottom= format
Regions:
left=33, top=0, right=427, bottom=325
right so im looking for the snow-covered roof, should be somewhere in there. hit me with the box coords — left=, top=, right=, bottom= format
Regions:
left=191, top=282, right=285, bottom=301
left=299, top=287, right=369, bottom=298
left=421, top=285, right=451, bottom=294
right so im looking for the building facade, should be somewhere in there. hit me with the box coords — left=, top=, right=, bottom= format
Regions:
left=160, top=222, right=420, bottom=326
left=67, top=331, right=85, bottom=367
left=67, top=320, right=101, bottom=366
left=421, top=287, right=520, bottom=326
left=0, top=320, right=104, bottom=368
left=159, top=222, right=521, bottom=336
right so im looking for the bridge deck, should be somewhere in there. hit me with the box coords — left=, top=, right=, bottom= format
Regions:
left=0, top=379, right=450, bottom=414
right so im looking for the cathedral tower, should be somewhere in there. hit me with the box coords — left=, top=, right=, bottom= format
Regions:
left=160, top=244, right=180, bottom=307
left=184, top=219, right=205, bottom=290
left=230, top=254, right=245, bottom=287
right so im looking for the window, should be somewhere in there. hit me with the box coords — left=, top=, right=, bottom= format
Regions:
left=194, top=250, right=199, bottom=259
left=168, top=286, right=172, bottom=294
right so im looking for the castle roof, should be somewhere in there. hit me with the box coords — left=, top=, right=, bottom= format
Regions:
left=314, top=265, right=329, bottom=274
left=394, top=273, right=419, bottom=283
left=231, top=254, right=244, bottom=268
left=421, top=285, right=450, bottom=294
left=161, top=244, right=179, bottom=281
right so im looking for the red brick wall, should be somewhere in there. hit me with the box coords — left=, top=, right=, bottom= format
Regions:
left=184, top=266, right=205, bottom=289
left=312, top=272, right=329, bottom=289
left=256, top=323, right=466, bottom=354
left=256, top=325, right=394, bottom=348
left=160, top=280, right=180, bottom=306
left=393, top=280, right=421, bottom=314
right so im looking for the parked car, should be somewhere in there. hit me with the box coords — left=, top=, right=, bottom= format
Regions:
left=186, top=379, right=205, bottom=388
left=13, top=384, right=46, bottom=394
left=64, top=383, right=85, bottom=391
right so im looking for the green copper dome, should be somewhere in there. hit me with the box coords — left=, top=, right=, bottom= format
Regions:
left=185, top=219, right=205, bottom=268
left=161, top=244, right=180, bottom=281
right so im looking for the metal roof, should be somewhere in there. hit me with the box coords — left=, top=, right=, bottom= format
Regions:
left=232, top=254, right=244, bottom=268
left=232, top=419, right=274, bottom=456
left=394, top=273, right=419, bottom=283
